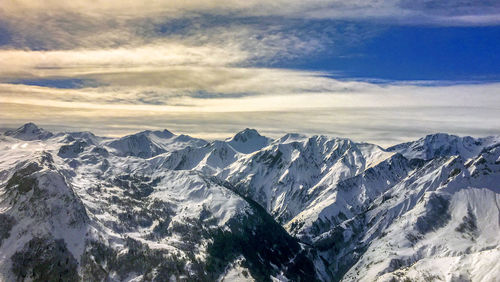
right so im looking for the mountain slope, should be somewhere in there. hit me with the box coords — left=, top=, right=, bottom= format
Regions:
left=0, top=124, right=316, bottom=281
left=1, top=123, right=499, bottom=281
left=342, top=146, right=500, bottom=281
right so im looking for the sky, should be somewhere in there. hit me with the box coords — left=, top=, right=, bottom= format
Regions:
left=1, top=0, right=499, bottom=146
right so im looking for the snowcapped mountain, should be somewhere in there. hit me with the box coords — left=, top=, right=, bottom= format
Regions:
left=387, top=133, right=500, bottom=160
left=0, top=123, right=499, bottom=281
left=106, top=129, right=207, bottom=158
left=4, top=122, right=54, bottom=141
left=225, top=128, right=272, bottom=154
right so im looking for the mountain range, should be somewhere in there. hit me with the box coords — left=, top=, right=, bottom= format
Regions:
left=0, top=123, right=499, bottom=281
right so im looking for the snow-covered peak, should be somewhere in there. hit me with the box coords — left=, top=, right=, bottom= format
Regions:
left=387, top=133, right=500, bottom=160
left=106, top=131, right=165, bottom=158
left=118, top=129, right=175, bottom=141
left=276, top=133, right=308, bottom=144
left=231, top=128, right=261, bottom=141
left=54, top=131, right=104, bottom=145
left=227, top=128, right=272, bottom=154
left=105, top=129, right=206, bottom=158
left=142, top=129, right=175, bottom=139
left=4, top=122, right=54, bottom=141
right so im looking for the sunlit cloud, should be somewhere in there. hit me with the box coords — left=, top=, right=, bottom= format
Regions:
left=3, top=0, right=499, bottom=26
left=2, top=76, right=500, bottom=144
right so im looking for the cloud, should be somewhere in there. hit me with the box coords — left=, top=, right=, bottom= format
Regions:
left=1, top=49, right=499, bottom=146
left=2, top=1, right=499, bottom=32
left=2, top=74, right=500, bottom=110
left=0, top=44, right=246, bottom=75
left=1, top=1, right=498, bottom=51
left=0, top=42, right=378, bottom=103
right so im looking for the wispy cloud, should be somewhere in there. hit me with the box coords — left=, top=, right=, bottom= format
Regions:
left=2, top=1, right=499, bottom=49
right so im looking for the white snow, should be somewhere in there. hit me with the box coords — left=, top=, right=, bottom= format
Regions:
left=1, top=123, right=499, bottom=281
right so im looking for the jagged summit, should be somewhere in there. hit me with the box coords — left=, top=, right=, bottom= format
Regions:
left=19, top=122, right=38, bottom=130
left=227, top=128, right=272, bottom=154
left=387, top=132, right=499, bottom=160
left=4, top=122, right=54, bottom=141
left=276, top=132, right=309, bottom=144
left=139, top=129, right=175, bottom=139
left=231, top=128, right=261, bottom=142
left=106, top=128, right=206, bottom=158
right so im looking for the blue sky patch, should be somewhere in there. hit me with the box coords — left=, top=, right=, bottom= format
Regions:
left=8, top=78, right=101, bottom=89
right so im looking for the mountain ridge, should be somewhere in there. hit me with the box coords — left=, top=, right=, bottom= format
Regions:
left=0, top=122, right=499, bottom=281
